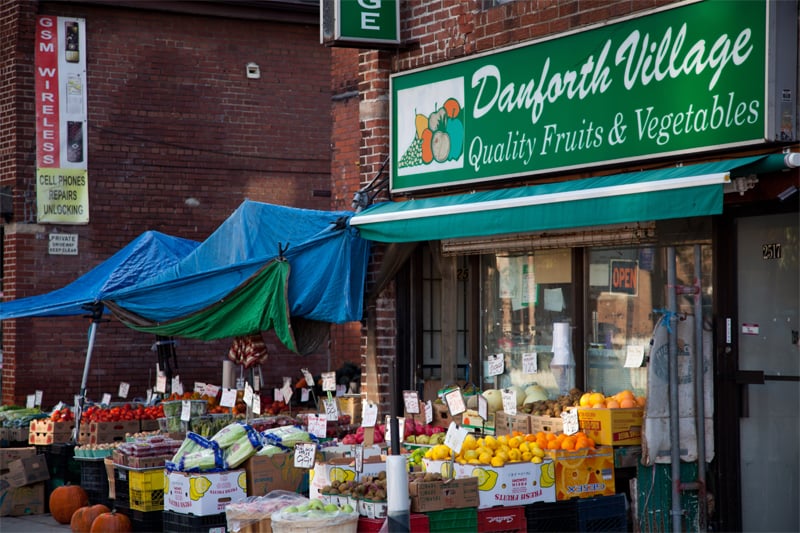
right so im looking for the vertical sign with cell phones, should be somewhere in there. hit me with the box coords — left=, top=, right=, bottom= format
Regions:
left=35, top=15, right=89, bottom=224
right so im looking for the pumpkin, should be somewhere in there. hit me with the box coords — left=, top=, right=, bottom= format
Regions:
left=49, top=485, right=89, bottom=524
left=89, top=510, right=132, bottom=533
left=70, top=504, right=110, bottom=533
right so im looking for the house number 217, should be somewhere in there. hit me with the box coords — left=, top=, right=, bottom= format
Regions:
left=762, top=243, right=781, bottom=260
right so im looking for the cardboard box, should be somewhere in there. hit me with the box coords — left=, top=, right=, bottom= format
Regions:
left=6, top=455, right=50, bottom=488
left=308, top=456, right=386, bottom=500
left=0, top=477, right=46, bottom=516
left=164, top=469, right=247, bottom=516
left=494, top=411, right=531, bottom=435
left=408, top=477, right=443, bottom=512
left=79, top=420, right=140, bottom=445
left=460, top=409, right=495, bottom=435
left=337, top=395, right=362, bottom=425
left=0, top=447, right=36, bottom=474
left=546, top=445, right=615, bottom=500
left=577, top=407, right=643, bottom=445
left=528, top=415, right=564, bottom=434
left=442, top=476, right=479, bottom=509
left=244, top=453, right=306, bottom=497
left=431, top=402, right=461, bottom=427
left=423, top=459, right=556, bottom=509
left=28, top=419, right=74, bottom=445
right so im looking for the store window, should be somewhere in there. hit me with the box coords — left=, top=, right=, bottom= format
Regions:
left=476, top=218, right=712, bottom=400
left=480, top=249, right=574, bottom=396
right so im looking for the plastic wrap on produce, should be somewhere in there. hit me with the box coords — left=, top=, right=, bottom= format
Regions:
left=226, top=491, right=310, bottom=533
left=260, top=425, right=314, bottom=450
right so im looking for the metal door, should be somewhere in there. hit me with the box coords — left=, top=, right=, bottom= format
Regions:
left=736, top=212, right=799, bottom=532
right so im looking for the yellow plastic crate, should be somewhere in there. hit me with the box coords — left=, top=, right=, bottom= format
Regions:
left=128, top=469, right=165, bottom=512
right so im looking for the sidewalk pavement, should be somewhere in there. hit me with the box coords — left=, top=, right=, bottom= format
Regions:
left=0, top=513, right=72, bottom=532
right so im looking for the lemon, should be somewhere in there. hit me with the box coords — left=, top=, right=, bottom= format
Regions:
left=531, top=455, right=543, bottom=464
left=508, top=449, right=521, bottom=462
left=462, top=434, right=477, bottom=450
left=490, top=456, right=505, bottom=467
left=484, top=436, right=498, bottom=450
left=478, top=452, right=492, bottom=464
left=463, top=449, right=478, bottom=461
left=519, top=442, right=530, bottom=453
left=522, top=451, right=533, bottom=462
left=496, top=435, right=508, bottom=447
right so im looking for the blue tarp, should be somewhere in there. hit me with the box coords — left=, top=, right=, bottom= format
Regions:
left=0, top=231, right=200, bottom=320
left=102, top=200, right=370, bottom=326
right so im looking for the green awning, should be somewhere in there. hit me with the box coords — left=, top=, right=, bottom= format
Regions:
left=350, top=154, right=796, bottom=243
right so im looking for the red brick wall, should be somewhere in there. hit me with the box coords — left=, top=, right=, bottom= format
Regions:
left=1, top=1, right=339, bottom=406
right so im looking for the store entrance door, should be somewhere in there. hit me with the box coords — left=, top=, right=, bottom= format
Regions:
left=736, top=212, right=799, bottom=531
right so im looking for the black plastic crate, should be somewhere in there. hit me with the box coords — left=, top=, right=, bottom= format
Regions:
left=45, top=443, right=81, bottom=483
left=115, top=502, right=163, bottom=533
left=524, top=499, right=579, bottom=532
left=163, top=510, right=227, bottom=533
left=577, top=494, right=628, bottom=532
left=114, top=468, right=130, bottom=508
left=80, top=459, right=111, bottom=507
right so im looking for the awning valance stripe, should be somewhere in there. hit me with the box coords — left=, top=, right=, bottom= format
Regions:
left=349, top=154, right=794, bottom=243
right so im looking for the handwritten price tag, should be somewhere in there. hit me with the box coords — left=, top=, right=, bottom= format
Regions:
left=118, top=382, right=130, bottom=398
left=522, top=352, right=538, bottom=374
left=362, top=402, right=378, bottom=427
left=424, top=401, right=433, bottom=424
left=403, top=391, right=420, bottom=414
left=194, top=382, right=206, bottom=394
left=171, top=376, right=183, bottom=396
left=302, top=369, right=315, bottom=388
left=301, top=388, right=309, bottom=402
left=220, top=388, right=237, bottom=408
left=353, top=444, right=364, bottom=473
left=155, top=374, right=167, bottom=393
left=478, top=395, right=488, bottom=421
left=281, top=383, right=294, bottom=404
left=321, top=372, right=336, bottom=391
left=562, top=408, right=580, bottom=435
left=384, top=416, right=405, bottom=444
left=243, top=383, right=254, bottom=407
left=252, top=395, right=261, bottom=415
left=181, top=400, right=192, bottom=422
left=294, top=442, right=317, bottom=469
left=34, top=390, right=43, bottom=407
left=308, top=414, right=327, bottom=439
left=26, top=395, right=35, bottom=409
left=444, top=388, right=466, bottom=416
left=273, top=388, right=283, bottom=402
left=101, top=393, right=112, bottom=406
left=323, top=398, right=339, bottom=421
left=443, top=422, right=469, bottom=455
left=501, top=389, right=517, bottom=415
left=487, top=353, right=505, bottom=376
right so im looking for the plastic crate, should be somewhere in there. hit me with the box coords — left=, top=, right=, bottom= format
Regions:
left=478, top=506, right=527, bottom=532
left=524, top=499, right=579, bottom=532
left=163, top=509, right=227, bottom=533
left=577, top=494, right=628, bottom=532
left=128, top=469, right=165, bottom=512
left=80, top=458, right=111, bottom=506
left=426, top=508, right=478, bottom=533
left=358, top=513, right=429, bottom=533
left=45, top=443, right=81, bottom=483
left=114, top=468, right=130, bottom=507
left=115, top=502, right=163, bottom=533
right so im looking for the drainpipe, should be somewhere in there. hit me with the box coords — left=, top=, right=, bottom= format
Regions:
left=667, top=247, right=683, bottom=532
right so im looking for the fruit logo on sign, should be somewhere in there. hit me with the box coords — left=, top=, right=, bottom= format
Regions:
left=399, top=98, right=464, bottom=169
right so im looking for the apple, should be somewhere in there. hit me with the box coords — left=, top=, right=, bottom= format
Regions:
left=323, top=503, right=339, bottom=513
left=308, top=499, right=325, bottom=511
left=341, top=504, right=354, bottom=513
left=284, top=506, right=298, bottom=513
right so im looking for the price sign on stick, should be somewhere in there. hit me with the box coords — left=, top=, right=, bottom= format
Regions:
left=301, top=389, right=309, bottom=402
left=220, top=388, right=237, bottom=408
left=353, top=444, right=364, bottom=473
left=273, top=388, right=283, bottom=402
left=35, top=390, right=43, bottom=407
left=194, top=382, right=206, bottom=394
left=252, top=395, right=261, bottom=415
left=478, top=395, right=488, bottom=421
left=424, top=401, right=433, bottom=424
left=321, top=372, right=336, bottom=391
left=444, top=388, right=466, bottom=416
left=181, top=400, right=192, bottom=422
left=26, top=395, right=35, bottom=409
left=323, top=398, right=339, bottom=421
left=294, top=442, right=317, bottom=469
left=243, top=383, right=254, bottom=407
left=204, top=384, right=220, bottom=398
left=362, top=402, right=378, bottom=427
left=384, top=416, right=405, bottom=444
left=302, top=369, right=315, bottom=389
left=281, top=383, right=293, bottom=404
left=403, top=391, right=420, bottom=414
left=101, top=393, right=112, bottom=406
left=171, top=376, right=183, bottom=396
left=562, top=408, right=580, bottom=435
left=501, top=389, right=517, bottom=416
left=308, top=414, right=327, bottom=439
left=487, top=353, right=505, bottom=376
left=155, top=374, right=167, bottom=394
left=522, top=352, right=538, bottom=374
left=118, top=382, right=130, bottom=398
left=444, top=422, right=469, bottom=455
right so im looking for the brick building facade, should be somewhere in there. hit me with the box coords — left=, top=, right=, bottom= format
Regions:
left=1, top=0, right=363, bottom=405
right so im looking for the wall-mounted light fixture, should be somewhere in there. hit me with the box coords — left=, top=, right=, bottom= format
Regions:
left=246, top=62, right=260, bottom=79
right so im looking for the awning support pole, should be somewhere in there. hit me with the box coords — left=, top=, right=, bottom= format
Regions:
left=667, top=247, right=683, bottom=532
left=693, top=244, right=708, bottom=530
left=74, top=302, right=105, bottom=442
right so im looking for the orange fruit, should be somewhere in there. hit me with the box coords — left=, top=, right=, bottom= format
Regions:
left=636, top=396, right=647, bottom=407
left=561, top=436, right=576, bottom=450
left=592, top=402, right=605, bottom=409
left=619, top=398, right=636, bottom=408
left=588, top=392, right=605, bottom=406
left=617, top=390, right=635, bottom=401
left=605, top=399, right=620, bottom=409
left=579, top=393, right=593, bottom=407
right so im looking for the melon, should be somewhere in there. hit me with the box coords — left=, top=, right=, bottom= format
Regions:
left=524, top=384, right=548, bottom=403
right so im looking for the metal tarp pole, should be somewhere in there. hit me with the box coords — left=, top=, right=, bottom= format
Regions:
left=75, top=302, right=104, bottom=442
left=667, top=247, right=683, bottom=532
left=694, top=244, right=708, bottom=530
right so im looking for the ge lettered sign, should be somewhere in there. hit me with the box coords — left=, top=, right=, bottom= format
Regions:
left=321, top=0, right=399, bottom=46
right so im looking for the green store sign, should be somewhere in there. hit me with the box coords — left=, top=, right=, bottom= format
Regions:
left=391, top=0, right=774, bottom=193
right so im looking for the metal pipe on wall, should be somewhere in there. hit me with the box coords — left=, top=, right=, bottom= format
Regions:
left=667, top=247, right=683, bottom=532
left=693, top=244, right=708, bottom=529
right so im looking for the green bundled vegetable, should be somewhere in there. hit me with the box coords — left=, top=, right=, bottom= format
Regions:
left=171, top=432, right=211, bottom=465
left=256, top=444, right=285, bottom=457
left=211, top=422, right=248, bottom=449
left=261, top=425, right=312, bottom=449
left=181, top=448, right=222, bottom=471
